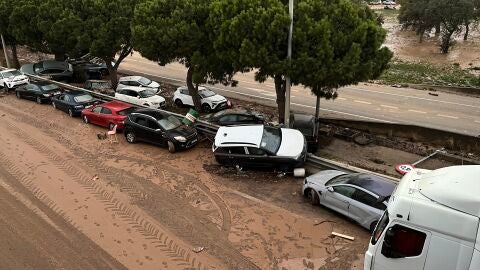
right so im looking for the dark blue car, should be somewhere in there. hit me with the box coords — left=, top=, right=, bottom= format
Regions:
left=51, top=91, right=100, bottom=117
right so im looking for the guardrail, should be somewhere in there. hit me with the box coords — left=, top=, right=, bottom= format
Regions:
left=1, top=67, right=397, bottom=181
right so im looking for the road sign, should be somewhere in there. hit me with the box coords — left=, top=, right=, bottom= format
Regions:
left=395, top=164, right=415, bottom=175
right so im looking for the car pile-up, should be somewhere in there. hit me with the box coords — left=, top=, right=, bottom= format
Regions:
left=4, top=63, right=398, bottom=233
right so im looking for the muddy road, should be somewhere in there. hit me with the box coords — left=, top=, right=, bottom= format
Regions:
left=0, top=93, right=369, bottom=269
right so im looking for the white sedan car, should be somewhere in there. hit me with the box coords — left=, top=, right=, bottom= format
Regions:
left=0, top=69, right=29, bottom=90
left=115, top=86, right=166, bottom=109
left=173, top=86, right=231, bottom=112
left=117, top=76, right=161, bottom=93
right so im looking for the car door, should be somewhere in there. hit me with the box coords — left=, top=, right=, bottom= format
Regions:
left=88, top=106, right=103, bottom=125
left=145, top=119, right=164, bottom=145
left=99, top=107, right=114, bottom=128
left=22, top=84, right=36, bottom=99
left=349, top=188, right=384, bottom=226
left=56, top=94, right=69, bottom=111
left=322, top=184, right=355, bottom=217
left=245, top=147, right=270, bottom=168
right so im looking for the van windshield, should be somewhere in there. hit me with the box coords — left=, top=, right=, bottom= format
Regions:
left=371, top=210, right=389, bottom=245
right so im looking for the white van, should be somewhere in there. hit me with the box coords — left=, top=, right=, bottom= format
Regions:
left=364, top=165, right=480, bottom=270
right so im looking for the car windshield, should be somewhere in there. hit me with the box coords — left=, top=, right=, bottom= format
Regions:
left=92, top=82, right=111, bottom=89
left=41, top=84, right=59, bottom=92
left=260, top=126, right=281, bottom=154
left=73, top=94, right=93, bottom=103
left=33, top=62, right=43, bottom=73
left=199, top=89, right=215, bottom=98
left=139, top=89, right=156, bottom=98
left=158, top=116, right=182, bottom=131
left=117, top=107, right=136, bottom=116
left=326, top=173, right=359, bottom=186
left=2, top=70, right=22, bottom=78
left=138, top=77, right=152, bottom=85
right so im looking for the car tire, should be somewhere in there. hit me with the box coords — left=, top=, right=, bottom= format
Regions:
left=83, top=115, right=89, bottom=124
left=125, top=131, right=136, bottom=143
left=309, top=189, right=320, bottom=205
left=16, top=91, right=21, bottom=99
left=68, top=108, right=74, bottom=117
left=174, top=99, right=183, bottom=107
left=202, top=103, right=211, bottom=113
left=370, top=221, right=378, bottom=233
left=36, top=96, right=42, bottom=104
left=108, top=123, right=115, bottom=131
left=167, top=140, right=176, bottom=153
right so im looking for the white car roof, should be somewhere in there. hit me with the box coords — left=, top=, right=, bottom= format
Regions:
left=177, top=86, right=208, bottom=92
left=215, top=125, right=264, bottom=147
left=418, top=165, right=480, bottom=217
left=119, top=76, right=142, bottom=82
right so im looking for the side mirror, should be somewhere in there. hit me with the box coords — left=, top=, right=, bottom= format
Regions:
left=327, top=186, right=334, bottom=192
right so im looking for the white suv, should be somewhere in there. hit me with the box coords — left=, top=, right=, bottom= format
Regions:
left=173, top=86, right=231, bottom=112
left=0, top=69, right=29, bottom=90
left=115, top=86, right=166, bottom=108
left=117, top=76, right=161, bottom=93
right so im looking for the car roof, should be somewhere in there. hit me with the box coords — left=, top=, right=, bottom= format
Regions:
left=66, top=91, right=91, bottom=96
left=132, top=109, right=171, bottom=120
left=418, top=165, right=480, bottom=217
left=177, top=86, right=208, bottom=91
left=119, top=76, right=142, bottom=81
left=215, top=125, right=264, bottom=147
left=40, top=60, right=68, bottom=69
left=345, top=173, right=396, bottom=197
left=100, top=101, right=132, bottom=111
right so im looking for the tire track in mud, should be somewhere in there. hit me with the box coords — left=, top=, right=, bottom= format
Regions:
left=0, top=100, right=259, bottom=270
left=0, top=99, right=232, bottom=235
left=1, top=122, right=212, bottom=270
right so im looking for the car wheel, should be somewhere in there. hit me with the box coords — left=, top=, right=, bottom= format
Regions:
left=125, top=131, right=136, bottom=143
left=68, top=108, right=74, bottom=117
left=16, top=91, right=21, bottom=99
left=370, top=221, right=378, bottom=233
left=36, top=96, right=42, bottom=104
left=52, top=102, right=56, bottom=109
left=167, top=140, right=176, bottom=153
left=202, top=103, right=211, bottom=113
left=309, top=189, right=320, bottom=205
left=174, top=99, right=183, bottom=107
left=108, top=123, right=115, bottom=131
left=83, top=115, right=89, bottom=124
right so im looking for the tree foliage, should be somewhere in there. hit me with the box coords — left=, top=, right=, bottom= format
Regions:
left=132, top=0, right=237, bottom=111
left=210, top=0, right=392, bottom=122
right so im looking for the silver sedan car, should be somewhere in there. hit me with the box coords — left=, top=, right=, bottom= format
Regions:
left=302, top=170, right=396, bottom=232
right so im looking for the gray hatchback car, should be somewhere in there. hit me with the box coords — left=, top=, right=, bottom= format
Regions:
left=302, top=170, right=396, bottom=231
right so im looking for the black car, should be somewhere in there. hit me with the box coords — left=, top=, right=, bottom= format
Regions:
left=20, top=60, right=74, bottom=82
left=199, top=109, right=265, bottom=126
left=15, top=82, right=62, bottom=104
left=51, top=91, right=100, bottom=117
left=124, top=109, right=198, bottom=153
left=290, top=113, right=319, bottom=153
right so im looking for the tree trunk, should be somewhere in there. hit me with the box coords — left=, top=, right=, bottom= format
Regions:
left=274, top=74, right=286, bottom=124
left=440, top=30, right=454, bottom=54
left=10, top=42, right=20, bottom=69
left=186, top=66, right=202, bottom=112
left=418, top=29, right=425, bottom=43
left=464, top=23, right=470, bottom=41
left=435, top=24, right=441, bottom=37
left=106, top=61, right=118, bottom=89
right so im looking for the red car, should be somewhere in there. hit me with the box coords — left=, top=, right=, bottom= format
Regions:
left=81, top=101, right=136, bottom=130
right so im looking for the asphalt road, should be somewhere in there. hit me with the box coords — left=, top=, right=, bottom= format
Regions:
left=119, top=53, right=480, bottom=136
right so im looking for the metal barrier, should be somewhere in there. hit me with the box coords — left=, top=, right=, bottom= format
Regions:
left=2, top=67, right=397, bottom=181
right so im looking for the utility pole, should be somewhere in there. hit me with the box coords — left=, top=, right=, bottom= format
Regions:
left=284, top=0, right=293, bottom=127
left=1, top=34, right=11, bottom=68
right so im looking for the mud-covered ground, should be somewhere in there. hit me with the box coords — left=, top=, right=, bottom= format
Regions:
left=0, top=93, right=371, bottom=269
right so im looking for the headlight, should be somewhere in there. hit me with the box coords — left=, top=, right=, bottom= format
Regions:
left=174, top=136, right=186, bottom=143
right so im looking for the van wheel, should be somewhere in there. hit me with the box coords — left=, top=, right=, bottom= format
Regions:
left=175, top=99, right=183, bottom=107
left=202, top=103, right=211, bottom=113
left=309, top=189, right=320, bottom=205
left=370, top=221, right=378, bottom=233
left=167, top=140, right=176, bottom=153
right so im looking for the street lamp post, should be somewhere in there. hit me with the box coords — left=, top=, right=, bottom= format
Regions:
left=284, top=0, right=293, bottom=127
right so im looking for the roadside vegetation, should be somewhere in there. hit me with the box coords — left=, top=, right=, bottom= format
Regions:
left=378, top=59, right=480, bottom=87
